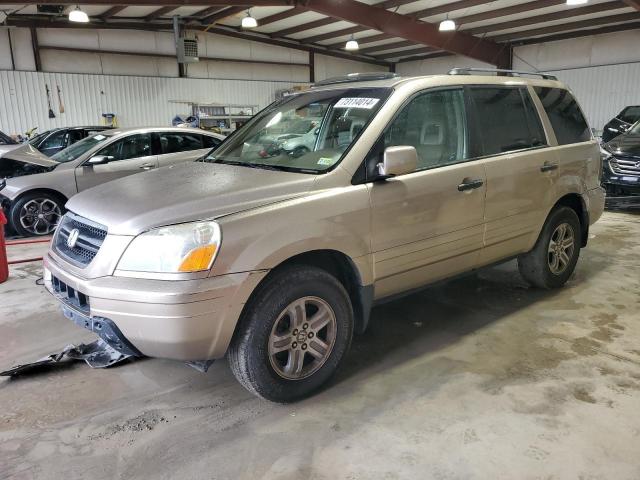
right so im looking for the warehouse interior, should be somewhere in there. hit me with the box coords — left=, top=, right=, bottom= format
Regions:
left=1, top=1, right=640, bottom=479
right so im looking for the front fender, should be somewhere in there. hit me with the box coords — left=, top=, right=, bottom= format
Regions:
left=212, top=185, right=373, bottom=285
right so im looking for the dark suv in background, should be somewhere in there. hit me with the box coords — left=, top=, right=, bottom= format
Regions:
left=602, top=106, right=640, bottom=143
left=601, top=120, right=640, bottom=197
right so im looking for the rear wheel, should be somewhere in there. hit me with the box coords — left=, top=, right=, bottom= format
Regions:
left=228, top=265, right=353, bottom=402
left=518, top=206, right=581, bottom=289
left=9, top=192, right=64, bottom=237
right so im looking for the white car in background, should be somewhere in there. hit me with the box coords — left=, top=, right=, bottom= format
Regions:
left=0, top=127, right=224, bottom=236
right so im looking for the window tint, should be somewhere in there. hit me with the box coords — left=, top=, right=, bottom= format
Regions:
left=522, top=90, right=547, bottom=147
left=159, top=132, right=203, bottom=154
left=470, top=87, right=541, bottom=155
left=68, top=130, right=85, bottom=144
left=618, top=106, right=640, bottom=124
left=98, top=134, right=152, bottom=161
left=202, top=135, right=221, bottom=149
left=533, top=87, right=590, bottom=145
left=383, top=89, right=467, bottom=171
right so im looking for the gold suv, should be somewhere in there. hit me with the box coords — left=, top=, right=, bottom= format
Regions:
left=43, top=70, right=605, bottom=402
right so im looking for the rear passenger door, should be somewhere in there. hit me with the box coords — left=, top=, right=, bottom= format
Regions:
left=156, top=131, right=211, bottom=167
left=467, top=86, right=554, bottom=266
left=368, top=88, right=487, bottom=298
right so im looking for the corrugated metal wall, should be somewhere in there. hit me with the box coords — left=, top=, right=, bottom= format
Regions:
left=0, top=70, right=297, bottom=135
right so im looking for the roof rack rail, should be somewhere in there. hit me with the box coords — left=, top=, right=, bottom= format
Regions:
left=448, top=67, right=557, bottom=81
left=313, top=72, right=399, bottom=87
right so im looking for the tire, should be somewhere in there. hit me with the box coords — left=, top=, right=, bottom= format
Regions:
left=9, top=191, right=64, bottom=237
left=228, top=265, right=354, bottom=403
left=518, top=206, right=581, bottom=289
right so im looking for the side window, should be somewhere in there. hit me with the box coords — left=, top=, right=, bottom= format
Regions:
left=68, top=130, right=85, bottom=145
left=159, top=132, right=203, bottom=154
left=383, top=89, right=467, bottom=172
left=533, top=87, right=590, bottom=145
left=98, top=134, right=152, bottom=161
left=39, top=131, right=67, bottom=151
left=470, top=87, right=540, bottom=155
left=202, top=135, right=221, bottom=149
left=521, top=90, right=547, bottom=147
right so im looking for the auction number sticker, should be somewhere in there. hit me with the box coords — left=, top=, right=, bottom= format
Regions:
left=334, top=97, right=380, bottom=109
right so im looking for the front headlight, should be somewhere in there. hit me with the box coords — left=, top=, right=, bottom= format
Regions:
left=117, top=221, right=221, bottom=273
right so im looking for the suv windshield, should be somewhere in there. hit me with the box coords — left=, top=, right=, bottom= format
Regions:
left=204, top=87, right=391, bottom=173
left=51, top=133, right=111, bottom=163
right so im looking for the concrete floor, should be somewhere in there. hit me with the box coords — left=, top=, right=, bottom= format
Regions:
left=1, top=211, right=639, bottom=480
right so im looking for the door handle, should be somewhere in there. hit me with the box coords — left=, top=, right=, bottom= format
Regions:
left=540, top=162, right=558, bottom=172
left=458, top=178, right=484, bottom=192
left=139, top=163, right=155, bottom=170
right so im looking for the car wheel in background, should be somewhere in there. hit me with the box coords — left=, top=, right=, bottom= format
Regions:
left=228, top=265, right=354, bottom=403
left=9, top=191, right=64, bottom=237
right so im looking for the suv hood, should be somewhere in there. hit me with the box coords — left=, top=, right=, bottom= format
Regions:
left=0, top=144, right=22, bottom=158
left=66, top=161, right=316, bottom=235
left=2, top=144, right=59, bottom=167
left=607, top=134, right=640, bottom=158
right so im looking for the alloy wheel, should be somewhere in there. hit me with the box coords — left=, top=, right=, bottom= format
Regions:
left=548, top=222, right=575, bottom=275
left=19, top=198, right=62, bottom=235
left=268, top=296, right=337, bottom=380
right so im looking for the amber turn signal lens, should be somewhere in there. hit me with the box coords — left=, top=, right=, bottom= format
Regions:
left=178, top=245, right=218, bottom=272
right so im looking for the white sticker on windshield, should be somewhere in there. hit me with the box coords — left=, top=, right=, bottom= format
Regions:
left=94, top=135, right=106, bottom=140
left=334, top=97, right=380, bottom=109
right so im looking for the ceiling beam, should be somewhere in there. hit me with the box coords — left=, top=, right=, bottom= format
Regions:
left=466, top=1, right=627, bottom=36
left=192, top=6, right=225, bottom=18
left=454, top=0, right=565, bottom=25
left=359, top=39, right=415, bottom=54
left=28, top=1, right=286, bottom=6
left=145, top=6, right=178, bottom=21
left=302, top=25, right=367, bottom=44
left=258, top=6, right=307, bottom=26
left=622, top=0, right=640, bottom=10
left=492, top=11, right=640, bottom=42
left=396, top=51, right=452, bottom=63
left=407, top=0, right=496, bottom=20
left=326, top=32, right=392, bottom=48
left=515, top=20, right=640, bottom=44
left=303, top=0, right=508, bottom=66
left=271, top=16, right=338, bottom=37
left=99, top=6, right=127, bottom=20
left=5, top=16, right=392, bottom=67
left=201, top=6, right=246, bottom=24
left=374, top=46, right=440, bottom=59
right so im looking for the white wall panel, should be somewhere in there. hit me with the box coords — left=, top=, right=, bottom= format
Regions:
left=396, top=54, right=493, bottom=76
left=0, top=70, right=297, bottom=136
left=11, top=28, right=35, bottom=72
left=0, top=30, right=13, bottom=70
left=513, top=30, right=640, bottom=130
left=314, top=54, right=388, bottom=81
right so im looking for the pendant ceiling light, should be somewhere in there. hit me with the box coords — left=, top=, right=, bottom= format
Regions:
left=439, top=16, right=456, bottom=31
left=345, top=34, right=359, bottom=51
left=68, top=5, right=89, bottom=23
left=241, top=10, right=258, bottom=29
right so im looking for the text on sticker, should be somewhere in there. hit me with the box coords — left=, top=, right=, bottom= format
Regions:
left=334, top=98, right=380, bottom=109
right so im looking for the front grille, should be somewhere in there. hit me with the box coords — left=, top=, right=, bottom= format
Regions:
left=610, top=155, right=640, bottom=176
left=54, top=212, right=107, bottom=267
left=51, top=274, right=90, bottom=315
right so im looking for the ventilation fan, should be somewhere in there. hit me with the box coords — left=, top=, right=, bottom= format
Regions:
left=177, top=37, right=199, bottom=64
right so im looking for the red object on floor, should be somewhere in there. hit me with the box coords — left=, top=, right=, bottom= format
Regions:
left=0, top=210, right=8, bottom=283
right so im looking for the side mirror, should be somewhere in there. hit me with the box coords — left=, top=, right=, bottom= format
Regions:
left=377, top=146, right=418, bottom=179
left=87, top=155, right=114, bottom=165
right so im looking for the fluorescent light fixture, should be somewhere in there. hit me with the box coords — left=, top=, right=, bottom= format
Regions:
left=439, top=18, right=456, bottom=31
left=241, top=10, right=258, bottom=28
left=566, top=0, right=588, bottom=4
left=345, top=35, right=359, bottom=51
left=68, top=6, right=89, bottom=23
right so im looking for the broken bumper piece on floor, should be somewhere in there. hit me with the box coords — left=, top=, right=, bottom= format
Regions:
left=0, top=338, right=137, bottom=377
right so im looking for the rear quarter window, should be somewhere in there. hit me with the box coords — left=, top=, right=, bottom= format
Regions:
left=533, top=87, right=590, bottom=145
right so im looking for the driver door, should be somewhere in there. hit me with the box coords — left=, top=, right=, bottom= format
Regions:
left=75, top=133, right=158, bottom=191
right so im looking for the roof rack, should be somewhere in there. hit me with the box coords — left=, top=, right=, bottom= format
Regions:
left=448, top=67, right=558, bottom=81
left=313, top=72, right=400, bottom=87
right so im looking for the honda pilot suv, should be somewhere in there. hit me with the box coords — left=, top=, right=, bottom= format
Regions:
left=43, top=70, right=605, bottom=402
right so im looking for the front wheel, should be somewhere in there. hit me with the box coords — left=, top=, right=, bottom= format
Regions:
left=518, top=206, right=581, bottom=289
left=9, top=192, right=64, bottom=237
left=228, top=265, right=354, bottom=402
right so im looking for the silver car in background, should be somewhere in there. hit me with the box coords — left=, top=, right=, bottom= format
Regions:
left=0, top=127, right=224, bottom=236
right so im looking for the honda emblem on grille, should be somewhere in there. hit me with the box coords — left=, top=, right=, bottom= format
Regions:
left=66, top=228, right=80, bottom=249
